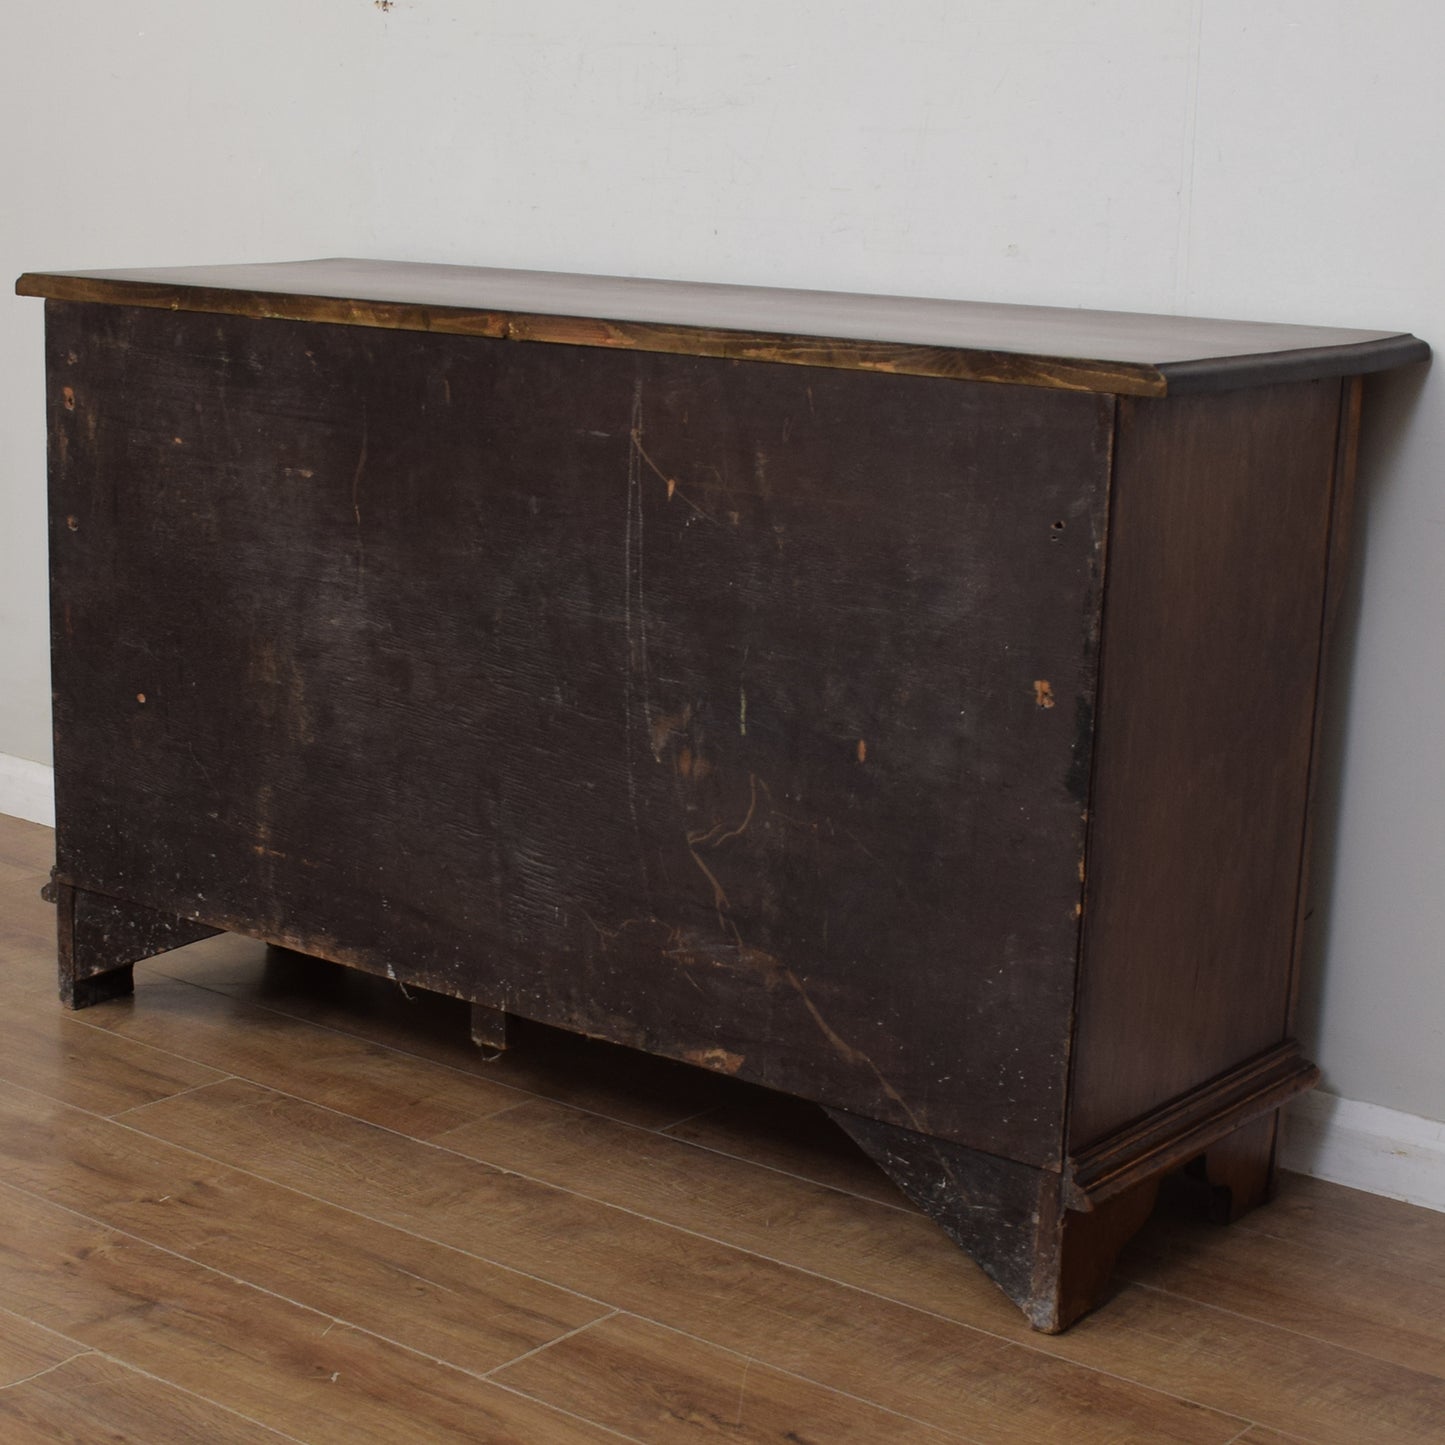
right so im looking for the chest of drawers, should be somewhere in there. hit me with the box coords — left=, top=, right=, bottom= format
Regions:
left=18, top=259, right=1427, bottom=1329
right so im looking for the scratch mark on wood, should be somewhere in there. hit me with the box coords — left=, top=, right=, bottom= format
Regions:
left=734, top=1356, right=752, bottom=1427
left=711, top=774, right=759, bottom=846
left=1034, top=679, right=1055, bottom=709
left=624, top=381, right=654, bottom=903
left=351, top=411, right=369, bottom=574
left=648, top=702, right=692, bottom=763
left=685, top=839, right=738, bottom=942
left=631, top=426, right=716, bottom=523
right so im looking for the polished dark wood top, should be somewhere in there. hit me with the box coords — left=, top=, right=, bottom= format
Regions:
left=16, top=258, right=1428, bottom=396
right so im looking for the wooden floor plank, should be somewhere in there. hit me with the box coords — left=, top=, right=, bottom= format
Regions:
left=1041, top=1283, right=1445, bottom=1445
left=436, top=1091, right=1445, bottom=1443
left=1220, top=1170, right=1445, bottom=1277
left=0, top=1010, right=224, bottom=1117
left=69, top=965, right=528, bottom=1137
left=431, top=1094, right=978, bottom=1319
left=0, top=879, right=55, bottom=951
left=661, top=1092, right=913, bottom=1208
left=1120, top=1200, right=1445, bottom=1379
left=0, top=1084, right=610, bottom=1378
left=120, top=1077, right=1248, bottom=1444
left=0, top=1308, right=80, bottom=1388
left=0, top=1351, right=301, bottom=1444
left=0, top=1181, right=630, bottom=1445
left=4, top=818, right=1443, bottom=1445
left=493, top=1311, right=969, bottom=1443
left=0, top=816, right=53, bottom=874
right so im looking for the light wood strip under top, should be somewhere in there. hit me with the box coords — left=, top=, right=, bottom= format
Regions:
left=16, top=259, right=1429, bottom=397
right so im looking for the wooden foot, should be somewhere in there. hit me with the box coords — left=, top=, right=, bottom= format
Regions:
left=828, top=1095, right=1296, bottom=1332
left=1190, top=1110, right=1279, bottom=1223
left=56, top=883, right=219, bottom=1010
left=828, top=1108, right=1177, bottom=1331
left=470, top=1001, right=509, bottom=1056
left=1052, top=1175, right=1162, bottom=1328
left=827, top=1108, right=1154, bottom=1332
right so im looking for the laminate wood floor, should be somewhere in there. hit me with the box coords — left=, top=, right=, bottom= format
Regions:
left=1, top=814, right=1441, bottom=1443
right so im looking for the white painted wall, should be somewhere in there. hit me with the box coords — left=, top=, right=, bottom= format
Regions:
left=2, top=1, right=1441, bottom=1127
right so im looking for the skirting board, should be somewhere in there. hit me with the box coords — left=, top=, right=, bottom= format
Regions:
left=0, top=752, right=54, bottom=828
left=1280, top=1090, right=1445, bottom=1214
left=1, top=752, right=1440, bottom=1211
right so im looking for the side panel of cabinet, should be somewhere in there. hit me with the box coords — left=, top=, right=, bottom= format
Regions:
left=1068, top=378, right=1346, bottom=1148
left=47, top=301, right=1112, bottom=1164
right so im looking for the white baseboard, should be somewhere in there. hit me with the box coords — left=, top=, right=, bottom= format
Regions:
left=0, top=753, right=53, bottom=828
left=1281, top=1091, right=1445, bottom=1213
left=2, top=746, right=1440, bottom=1211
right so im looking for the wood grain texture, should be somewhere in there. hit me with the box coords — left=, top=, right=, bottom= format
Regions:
left=0, top=1352, right=297, bottom=1445
left=431, top=1095, right=971, bottom=1319
left=65, top=967, right=527, bottom=1137
left=661, top=1093, right=911, bottom=1207
left=0, top=1182, right=623, bottom=1445
left=1067, top=1045, right=1315, bottom=1207
left=0, top=1086, right=609, bottom=1379
left=1120, top=1192, right=1445, bottom=1380
left=117, top=1080, right=1245, bottom=1442
left=0, top=1309, right=79, bottom=1388
left=17, top=259, right=1430, bottom=395
left=1220, top=1169, right=1445, bottom=1277
left=1044, top=1284, right=1445, bottom=1445
left=1069, top=379, right=1345, bottom=1146
left=48, top=300, right=1109, bottom=1163
left=3, top=818, right=1444, bottom=1443
left=22, top=261, right=1432, bottom=1349
left=0, top=1008, right=223, bottom=1116
left=493, top=1311, right=964, bottom=1443
left=57, top=883, right=219, bottom=1008
left=0, top=817, right=54, bottom=874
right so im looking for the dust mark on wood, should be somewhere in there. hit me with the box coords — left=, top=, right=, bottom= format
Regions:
left=648, top=702, right=692, bottom=763
left=676, top=744, right=712, bottom=781
left=685, top=1046, right=745, bottom=1075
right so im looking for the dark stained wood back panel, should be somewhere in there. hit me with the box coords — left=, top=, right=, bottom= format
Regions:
left=1067, top=379, right=1345, bottom=1148
left=48, top=301, right=1111, bottom=1165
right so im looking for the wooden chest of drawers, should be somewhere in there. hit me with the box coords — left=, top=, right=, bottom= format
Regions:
left=17, top=260, right=1427, bottom=1329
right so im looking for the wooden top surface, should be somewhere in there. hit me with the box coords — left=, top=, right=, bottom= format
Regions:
left=16, top=257, right=1429, bottom=396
